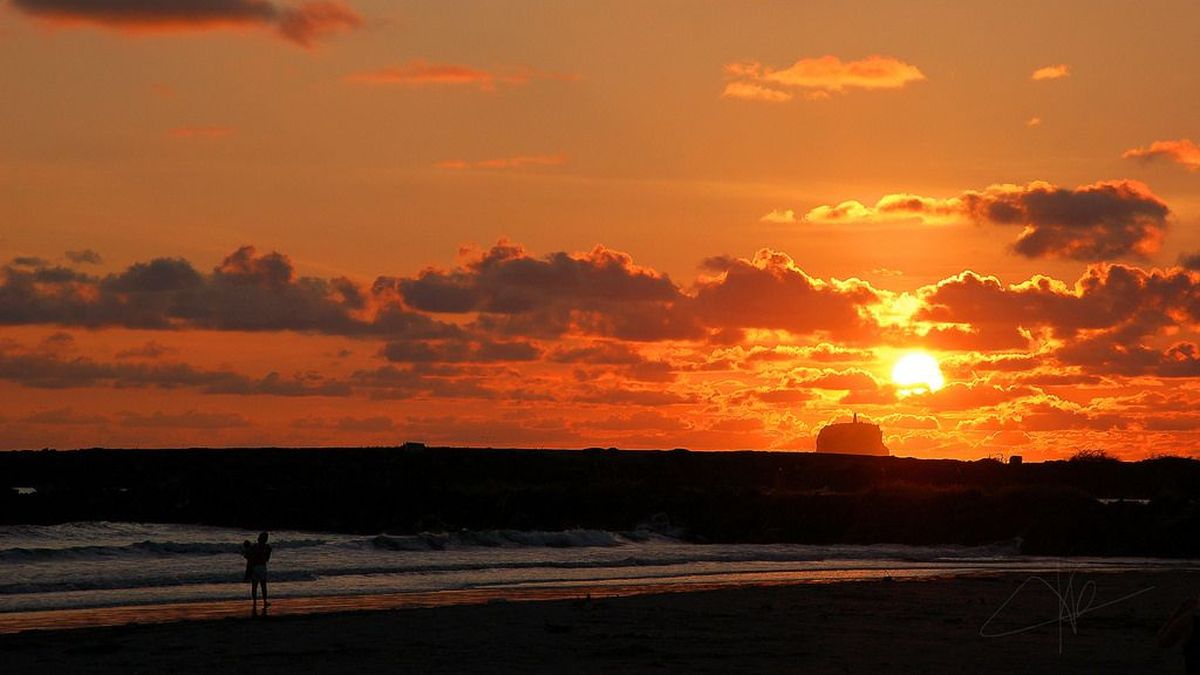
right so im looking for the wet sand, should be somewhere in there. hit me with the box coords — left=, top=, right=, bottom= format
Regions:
left=2, top=571, right=1196, bottom=673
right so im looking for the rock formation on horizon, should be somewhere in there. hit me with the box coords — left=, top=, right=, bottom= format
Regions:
left=814, top=414, right=890, bottom=456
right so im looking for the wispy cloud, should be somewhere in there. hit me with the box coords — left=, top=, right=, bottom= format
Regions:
left=722, top=55, right=925, bottom=102
left=346, top=60, right=577, bottom=91
left=1122, top=139, right=1200, bottom=171
left=759, top=209, right=796, bottom=224
left=1031, top=64, right=1070, bottom=81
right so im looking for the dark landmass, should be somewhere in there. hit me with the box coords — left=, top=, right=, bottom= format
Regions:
left=814, top=416, right=889, bottom=455
left=4, top=446, right=1200, bottom=556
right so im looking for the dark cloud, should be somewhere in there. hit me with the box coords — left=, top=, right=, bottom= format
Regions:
left=334, top=415, right=395, bottom=432
left=394, top=242, right=701, bottom=341
left=916, top=263, right=1200, bottom=375
left=968, top=181, right=1170, bottom=260
left=919, top=264, right=1200, bottom=340
left=10, top=0, right=362, bottom=48
left=0, top=246, right=457, bottom=338
left=117, top=410, right=251, bottom=429
left=548, top=342, right=647, bottom=365
left=2, top=243, right=896, bottom=347
left=380, top=338, right=541, bottom=363
left=115, top=341, right=178, bottom=359
left=20, top=408, right=109, bottom=425
left=65, top=249, right=102, bottom=265
left=0, top=342, right=350, bottom=396
left=806, top=180, right=1170, bottom=261
left=694, top=250, right=880, bottom=339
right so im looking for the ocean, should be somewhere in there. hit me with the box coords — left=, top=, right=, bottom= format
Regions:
left=2, top=521, right=1196, bottom=618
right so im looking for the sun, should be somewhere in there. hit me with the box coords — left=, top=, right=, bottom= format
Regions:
left=891, top=351, right=945, bottom=395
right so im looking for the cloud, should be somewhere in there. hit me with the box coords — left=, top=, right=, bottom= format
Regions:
left=65, top=249, right=102, bottom=265
left=0, top=340, right=351, bottom=395
left=169, top=126, right=233, bottom=139
left=805, top=180, right=1170, bottom=261
left=1180, top=253, right=1200, bottom=271
left=1031, top=64, right=1070, bottom=81
left=393, top=241, right=702, bottom=341
left=0, top=245, right=458, bottom=337
left=434, top=155, right=565, bottom=171
left=10, top=0, right=362, bottom=48
left=723, top=55, right=925, bottom=101
left=334, top=415, right=394, bottom=432
left=721, top=81, right=793, bottom=103
left=793, top=368, right=882, bottom=391
left=20, top=407, right=109, bottom=425
left=118, top=410, right=251, bottom=429
left=759, top=209, right=796, bottom=224
left=346, top=61, right=575, bottom=91
left=115, top=340, right=177, bottom=359
left=380, top=338, right=541, bottom=363
left=694, top=249, right=881, bottom=339
left=11, top=256, right=49, bottom=268
left=916, top=262, right=1200, bottom=376
left=1026, top=117, right=1042, bottom=127
left=1122, top=139, right=1200, bottom=171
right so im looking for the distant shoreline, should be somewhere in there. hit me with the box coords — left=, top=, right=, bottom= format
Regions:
left=5, top=447, right=1200, bottom=557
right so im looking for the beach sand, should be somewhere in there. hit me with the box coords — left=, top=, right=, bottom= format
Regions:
left=2, top=571, right=1195, bottom=673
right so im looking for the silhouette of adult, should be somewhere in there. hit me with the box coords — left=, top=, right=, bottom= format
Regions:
left=244, top=531, right=272, bottom=615
left=1158, top=593, right=1200, bottom=673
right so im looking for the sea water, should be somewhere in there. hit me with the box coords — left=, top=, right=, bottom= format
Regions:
left=2, top=521, right=1195, bottom=615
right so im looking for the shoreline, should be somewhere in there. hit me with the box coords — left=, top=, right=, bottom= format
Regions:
left=0, top=568, right=997, bottom=635
left=3, top=570, right=1198, bottom=673
left=7, top=561, right=1200, bottom=636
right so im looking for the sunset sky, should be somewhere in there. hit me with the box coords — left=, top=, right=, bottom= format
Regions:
left=3, top=0, right=1200, bottom=458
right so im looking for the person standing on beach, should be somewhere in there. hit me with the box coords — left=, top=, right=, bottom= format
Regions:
left=245, top=531, right=272, bottom=615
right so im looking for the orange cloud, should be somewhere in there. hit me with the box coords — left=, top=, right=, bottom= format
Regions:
left=346, top=61, right=576, bottom=91
left=10, top=0, right=361, bottom=48
left=759, top=209, right=796, bottom=224
left=804, top=180, right=1170, bottom=260
left=1123, top=139, right=1200, bottom=171
left=723, top=55, right=925, bottom=101
left=435, top=155, right=566, bottom=171
left=1031, top=64, right=1070, bottom=80
left=169, top=126, right=233, bottom=139
left=721, top=81, right=793, bottom=103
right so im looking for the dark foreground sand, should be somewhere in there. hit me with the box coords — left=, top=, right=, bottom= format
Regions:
left=3, top=571, right=1197, bottom=674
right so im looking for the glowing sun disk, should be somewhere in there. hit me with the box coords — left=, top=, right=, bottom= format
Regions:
left=892, top=351, right=945, bottom=394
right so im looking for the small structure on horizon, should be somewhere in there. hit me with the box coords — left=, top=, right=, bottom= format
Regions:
left=814, top=413, right=889, bottom=456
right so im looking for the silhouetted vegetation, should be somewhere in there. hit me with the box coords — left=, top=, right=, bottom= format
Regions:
left=3, top=447, right=1200, bottom=556
left=1068, top=448, right=1121, bottom=463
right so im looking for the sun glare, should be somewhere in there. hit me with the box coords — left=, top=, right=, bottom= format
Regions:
left=891, top=351, right=945, bottom=395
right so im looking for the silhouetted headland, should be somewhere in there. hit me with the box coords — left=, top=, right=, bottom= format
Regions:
left=814, top=414, right=889, bottom=456
left=4, top=446, right=1200, bottom=557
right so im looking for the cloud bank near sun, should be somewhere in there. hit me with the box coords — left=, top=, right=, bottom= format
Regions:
left=7, top=228, right=1200, bottom=457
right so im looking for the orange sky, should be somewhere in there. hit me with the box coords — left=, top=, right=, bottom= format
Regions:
left=2, top=0, right=1200, bottom=459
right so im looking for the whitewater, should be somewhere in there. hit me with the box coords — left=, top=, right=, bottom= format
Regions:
left=3, top=522, right=1197, bottom=617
